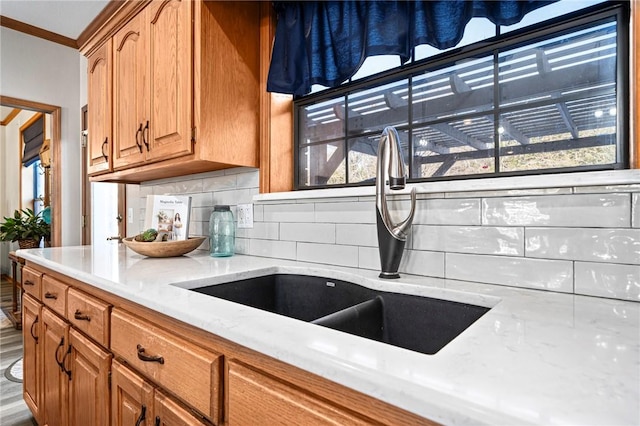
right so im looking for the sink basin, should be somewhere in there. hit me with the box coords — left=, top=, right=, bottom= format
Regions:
left=190, top=274, right=489, bottom=355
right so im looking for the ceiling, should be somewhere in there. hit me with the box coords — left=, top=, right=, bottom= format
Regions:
left=1, top=0, right=109, bottom=39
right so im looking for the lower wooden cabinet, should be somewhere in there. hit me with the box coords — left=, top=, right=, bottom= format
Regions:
left=41, top=307, right=69, bottom=426
left=22, top=263, right=433, bottom=426
left=111, top=360, right=208, bottom=426
left=22, top=294, right=41, bottom=423
left=68, top=328, right=112, bottom=426
left=228, top=361, right=373, bottom=425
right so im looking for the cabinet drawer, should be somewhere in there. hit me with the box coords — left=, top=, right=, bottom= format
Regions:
left=22, top=267, right=43, bottom=299
left=67, top=288, right=111, bottom=347
left=111, top=309, right=222, bottom=423
left=42, top=276, right=68, bottom=316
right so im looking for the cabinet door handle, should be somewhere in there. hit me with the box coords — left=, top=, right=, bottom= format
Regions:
left=135, top=405, right=146, bottom=426
left=55, top=337, right=65, bottom=370
left=24, top=280, right=34, bottom=286
left=136, top=344, right=164, bottom=364
left=135, top=123, right=143, bottom=153
left=30, top=314, right=39, bottom=343
left=44, top=292, right=57, bottom=300
left=142, top=120, right=150, bottom=152
left=155, top=416, right=160, bottom=426
left=101, top=137, right=109, bottom=162
left=74, top=309, right=91, bottom=322
left=61, top=344, right=72, bottom=380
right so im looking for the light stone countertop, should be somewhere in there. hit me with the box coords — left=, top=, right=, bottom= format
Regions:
left=17, top=245, right=640, bottom=426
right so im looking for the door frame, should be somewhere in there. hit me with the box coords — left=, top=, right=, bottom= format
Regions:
left=1, top=96, right=62, bottom=247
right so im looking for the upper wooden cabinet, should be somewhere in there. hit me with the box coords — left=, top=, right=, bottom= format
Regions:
left=84, top=0, right=260, bottom=183
left=87, top=39, right=112, bottom=175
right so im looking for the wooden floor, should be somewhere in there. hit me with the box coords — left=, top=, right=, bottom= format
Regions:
left=0, top=275, right=36, bottom=426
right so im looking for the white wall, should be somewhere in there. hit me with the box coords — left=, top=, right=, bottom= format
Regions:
left=1, top=27, right=84, bottom=248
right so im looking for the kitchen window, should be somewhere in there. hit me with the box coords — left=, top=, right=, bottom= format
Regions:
left=293, top=1, right=629, bottom=189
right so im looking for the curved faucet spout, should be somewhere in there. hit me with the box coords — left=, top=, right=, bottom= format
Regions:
left=376, top=126, right=417, bottom=279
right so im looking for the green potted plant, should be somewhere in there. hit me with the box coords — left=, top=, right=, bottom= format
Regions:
left=0, top=208, right=51, bottom=249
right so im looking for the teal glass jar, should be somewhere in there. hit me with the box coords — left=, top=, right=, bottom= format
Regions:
left=209, top=205, right=235, bottom=257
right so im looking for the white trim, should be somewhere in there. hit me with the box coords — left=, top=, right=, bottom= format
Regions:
left=254, top=170, right=640, bottom=202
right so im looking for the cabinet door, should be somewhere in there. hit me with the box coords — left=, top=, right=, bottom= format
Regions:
left=146, top=0, right=193, bottom=162
left=41, top=308, right=69, bottom=426
left=87, top=39, right=113, bottom=175
left=68, top=328, right=112, bottom=426
left=227, top=361, right=373, bottom=425
left=113, top=10, right=148, bottom=170
left=111, top=360, right=154, bottom=426
left=154, top=390, right=209, bottom=426
left=22, top=294, right=42, bottom=423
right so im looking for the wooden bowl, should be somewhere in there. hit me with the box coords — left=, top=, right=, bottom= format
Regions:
left=122, top=236, right=206, bottom=258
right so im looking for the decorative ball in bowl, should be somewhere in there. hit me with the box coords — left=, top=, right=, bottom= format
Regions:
left=122, top=236, right=206, bottom=258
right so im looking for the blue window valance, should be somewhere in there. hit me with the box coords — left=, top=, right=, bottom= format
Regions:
left=267, top=1, right=556, bottom=96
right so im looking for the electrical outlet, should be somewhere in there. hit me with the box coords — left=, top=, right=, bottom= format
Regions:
left=237, top=204, right=254, bottom=228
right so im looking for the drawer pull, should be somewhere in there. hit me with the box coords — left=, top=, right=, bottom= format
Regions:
left=135, top=405, right=146, bottom=426
left=30, top=315, right=39, bottom=343
left=24, top=280, right=34, bottom=286
left=136, top=344, right=164, bottom=364
left=44, top=292, right=57, bottom=300
left=74, top=309, right=91, bottom=322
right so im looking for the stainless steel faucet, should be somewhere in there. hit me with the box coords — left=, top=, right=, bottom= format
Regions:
left=376, top=126, right=416, bottom=279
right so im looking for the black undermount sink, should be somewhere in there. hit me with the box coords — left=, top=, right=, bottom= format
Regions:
left=191, top=274, right=489, bottom=355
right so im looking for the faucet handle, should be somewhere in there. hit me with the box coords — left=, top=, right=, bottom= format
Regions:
left=394, top=187, right=417, bottom=239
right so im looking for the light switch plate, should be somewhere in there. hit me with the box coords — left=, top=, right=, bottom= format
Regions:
left=237, top=204, right=254, bottom=228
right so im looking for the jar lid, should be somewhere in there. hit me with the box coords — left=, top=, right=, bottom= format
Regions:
left=214, top=205, right=231, bottom=211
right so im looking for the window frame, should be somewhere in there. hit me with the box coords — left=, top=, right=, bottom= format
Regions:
left=293, top=1, right=630, bottom=190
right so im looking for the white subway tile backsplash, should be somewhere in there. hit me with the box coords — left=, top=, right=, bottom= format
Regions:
left=238, top=222, right=279, bottom=240
left=235, top=170, right=260, bottom=189
left=445, top=187, right=572, bottom=199
left=575, top=262, right=640, bottom=302
left=358, top=246, right=380, bottom=270
left=264, top=203, right=315, bottom=222
left=249, top=239, right=296, bottom=260
left=315, top=201, right=376, bottom=223
left=297, top=242, right=358, bottom=267
left=446, top=253, right=573, bottom=292
left=483, top=193, right=631, bottom=227
left=135, top=168, right=639, bottom=303
left=234, top=238, right=250, bottom=255
left=203, top=174, right=237, bottom=192
left=633, top=193, right=639, bottom=228
left=413, top=199, right=481, bottom=225
left=573, top=184, right=640, bottom=194
left=413, top=225, right=524, bottom=256
left=526, top=227, right=640, bottom=264
left=400, top=250, right=445, bottom=278
left=213, top=188, right=257, bottom=206
left=190, top=192, right=213, bottom=208
left=336, top=224, right=378, bottom=247
left=280, top=223, right=335, bottom=243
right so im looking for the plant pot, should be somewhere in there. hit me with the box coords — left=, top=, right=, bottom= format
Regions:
left=18, top=239, right=40, bottom=249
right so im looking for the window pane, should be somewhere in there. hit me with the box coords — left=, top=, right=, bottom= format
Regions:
left=299, top=97, right=346, bottom=145
left=347, top=79, right=409, bottom=136
left=298, top=142, right=346, bottom=187
left=412, top=116, right=495, bottom=178
left=498, top=19, right=618, bottom=170
left=412, top=56, right=494, bottom=125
